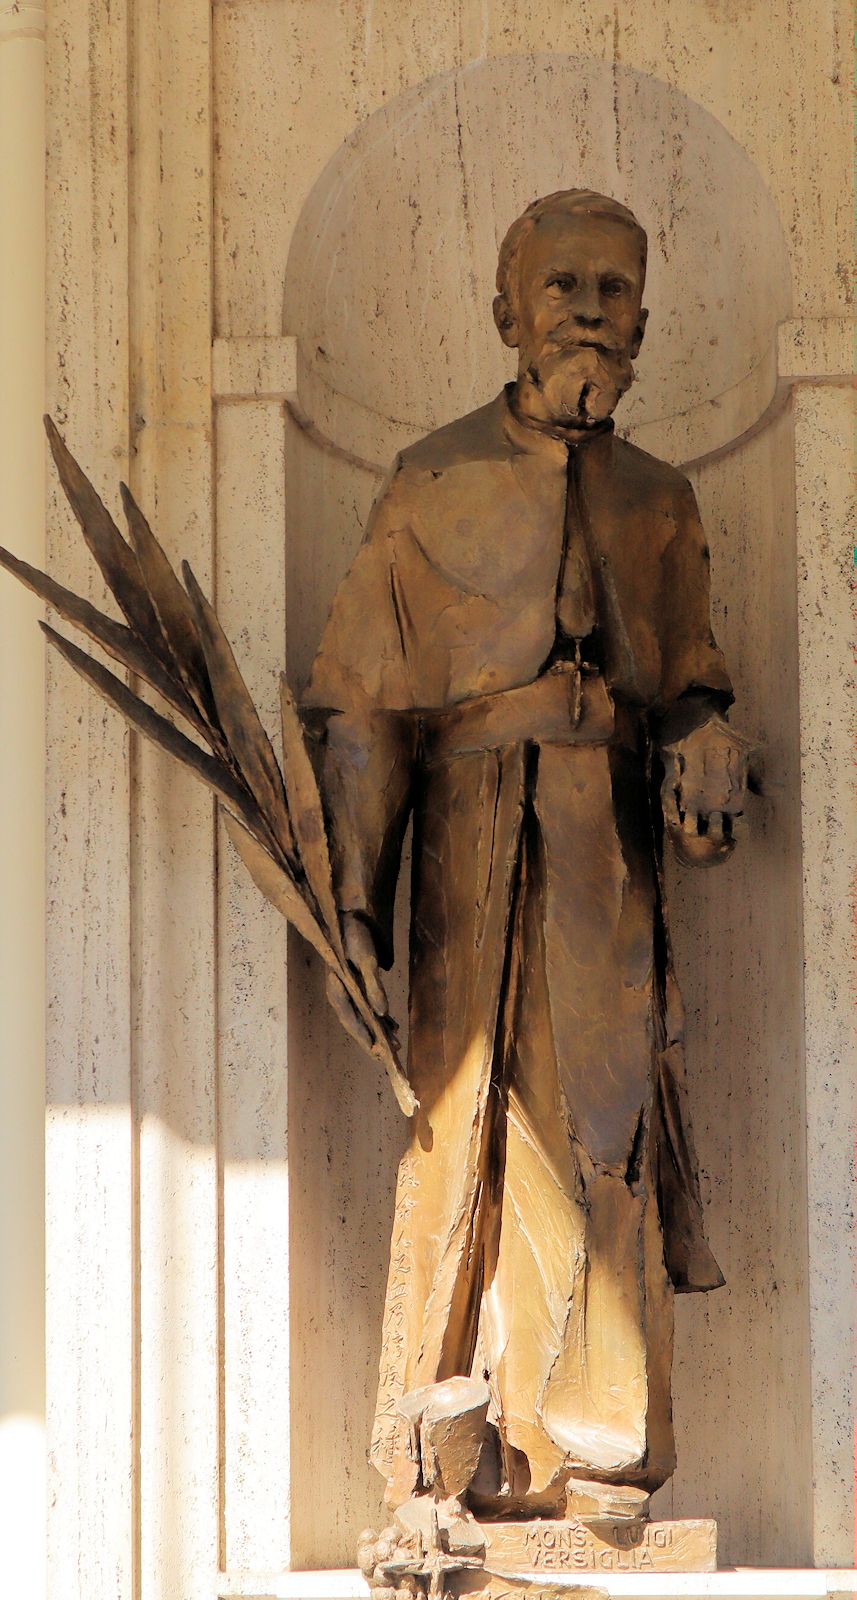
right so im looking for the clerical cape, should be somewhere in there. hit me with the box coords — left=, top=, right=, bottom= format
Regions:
left=303, top=387, right=732, bottom=1502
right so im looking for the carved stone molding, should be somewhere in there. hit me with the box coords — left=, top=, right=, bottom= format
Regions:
left=0, top=2, right=45, bottom=42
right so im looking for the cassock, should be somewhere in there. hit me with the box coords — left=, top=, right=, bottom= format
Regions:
left=303, top=386, right=733, bottom=1506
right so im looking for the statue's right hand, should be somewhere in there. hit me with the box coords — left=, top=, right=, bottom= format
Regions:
left=326, top=912, right=390, bottom=1052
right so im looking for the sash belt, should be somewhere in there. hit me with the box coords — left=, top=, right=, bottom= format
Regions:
left=422, top=666, right=633, bottom=767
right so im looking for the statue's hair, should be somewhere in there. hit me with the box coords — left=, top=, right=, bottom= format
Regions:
left=496, top=190, right=647, bottom=310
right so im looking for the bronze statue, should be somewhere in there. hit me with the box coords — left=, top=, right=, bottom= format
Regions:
left=305, top=191, right=752, bottom=1584
left=0, top=188, right=752, bottom=1589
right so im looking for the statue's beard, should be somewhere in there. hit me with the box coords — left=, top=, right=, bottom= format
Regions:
left=527, top=341, right=635, bottom=427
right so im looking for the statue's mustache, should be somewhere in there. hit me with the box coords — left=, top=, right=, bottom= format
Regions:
left=547, top=331, right=626, bottom=356
left=529, top=339, right=633, bottom=392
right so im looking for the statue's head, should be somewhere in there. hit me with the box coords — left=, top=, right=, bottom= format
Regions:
left=494, top=190, right=648, bottom=429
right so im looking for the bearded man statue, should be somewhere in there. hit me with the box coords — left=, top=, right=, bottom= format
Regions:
left=303, top=189, right=750, bottom=1532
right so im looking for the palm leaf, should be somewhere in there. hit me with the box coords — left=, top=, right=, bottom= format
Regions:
left=35, top=425, right=415, bottom=1115
left=224, top=814, right=416, bottom=1116
left=365, top=1018, right=417, bottom=1118
left=279, top=675, right=344, bottom=959
left=182, top=561, right=295, bottom=865
left=44, top=417, right=168, bottom=656
left=119, top=481, right=218, bottom=728
left=42, top=623, right=260, bottom=832
left=0, top=543, right=202, bottom=731
left=222, top=811, right=338, bottom=968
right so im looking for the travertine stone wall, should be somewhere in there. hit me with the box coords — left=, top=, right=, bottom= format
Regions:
left=791, top=379, right=856, bottom=1565
left=45, top=2, right=853, bottom=1594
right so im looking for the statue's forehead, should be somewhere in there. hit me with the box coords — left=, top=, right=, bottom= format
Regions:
left=520, top=210, right=643, bottom=278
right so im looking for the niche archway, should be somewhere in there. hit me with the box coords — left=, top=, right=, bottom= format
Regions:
left=282, top=57, right=807, bottom=1570
left=284, top=53, right=791, bottom=479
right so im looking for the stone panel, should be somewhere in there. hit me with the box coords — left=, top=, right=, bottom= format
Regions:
left=656, top=402, right=812, bottom=1565
left=216, top=399, right=291, bottom=1571
left=793, top=383, right=856, bottom=1568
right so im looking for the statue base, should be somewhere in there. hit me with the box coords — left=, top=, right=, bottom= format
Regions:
left=359, top=1511, right=717, bottom=1595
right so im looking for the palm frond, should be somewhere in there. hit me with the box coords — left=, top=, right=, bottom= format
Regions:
left=279, top=675, right=344, bottom=960
left=44, top=417, right=167, bottom=657
left=222, top=815, right=416, bottom=1114
left=0, top=543, right=202, bottom=730
left=42, top=623, right=259, bottom=833
left=222, top=811, right=339, bottom=969
left=183, top=562, right=296, bottom=869
left=0, top=419, right=419, bottom=1117
left=119, top=481, right=218, bottom=729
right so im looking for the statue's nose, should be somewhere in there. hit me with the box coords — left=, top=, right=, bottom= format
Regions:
left=568, top=283, right=603, bottom=324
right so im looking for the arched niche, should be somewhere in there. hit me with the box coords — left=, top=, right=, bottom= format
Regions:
left=284, top=54, right=791, bottom=473
left=282, top=56, right=809, bottom=1570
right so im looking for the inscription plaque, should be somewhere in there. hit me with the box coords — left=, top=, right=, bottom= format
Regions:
left=481, top=1516, right=717, bottom=1575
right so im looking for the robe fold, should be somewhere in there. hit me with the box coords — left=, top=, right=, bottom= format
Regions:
left=303, top=387, right=732, bottom=1502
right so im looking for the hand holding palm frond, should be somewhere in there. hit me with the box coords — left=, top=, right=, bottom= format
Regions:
left=0, top=418, right=416, bottom=1117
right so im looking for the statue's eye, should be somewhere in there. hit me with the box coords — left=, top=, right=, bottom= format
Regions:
left=600, top=278, right=627, bottom=298
left=547, top=275, right=576, bottom=293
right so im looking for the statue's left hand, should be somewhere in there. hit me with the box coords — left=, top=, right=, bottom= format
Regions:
left=660, top=715, right=752, bottom=867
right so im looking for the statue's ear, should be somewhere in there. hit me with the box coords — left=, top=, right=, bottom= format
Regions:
left=493, top=293, right=519, bottom=349
left=631, top=306, right=649, bottom=359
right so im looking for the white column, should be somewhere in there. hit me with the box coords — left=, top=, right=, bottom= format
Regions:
left=44, top=1, right=134, bottom=1594
left=0, top=4, right=46, bottom=1598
